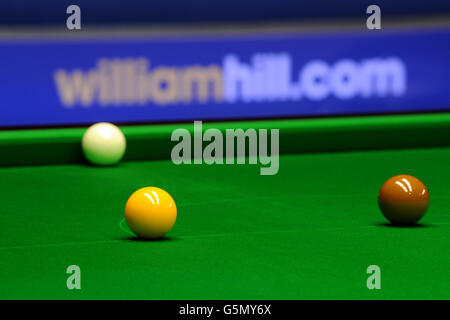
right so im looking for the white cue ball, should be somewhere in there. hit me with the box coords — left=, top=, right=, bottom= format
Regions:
left=82, top=122, right=126, bottom=165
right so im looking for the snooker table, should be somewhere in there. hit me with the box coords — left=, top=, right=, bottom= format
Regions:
left=1, top=113, right=450, bottom=300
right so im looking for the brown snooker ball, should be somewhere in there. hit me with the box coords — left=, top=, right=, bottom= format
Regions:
left=378, top=175, right=429, bottom=225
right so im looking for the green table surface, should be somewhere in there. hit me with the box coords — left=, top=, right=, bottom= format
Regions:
left=1, top=147, right=449, bottom=299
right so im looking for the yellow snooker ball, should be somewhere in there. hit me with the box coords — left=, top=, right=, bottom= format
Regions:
left=125, top=187, right=177, bottom=239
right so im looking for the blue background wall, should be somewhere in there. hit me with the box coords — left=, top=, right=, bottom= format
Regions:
left=1, top=0, right=449, bottom=25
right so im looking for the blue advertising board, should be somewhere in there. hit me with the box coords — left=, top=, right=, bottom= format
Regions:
left=0, top=27, right=449, bottom=127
